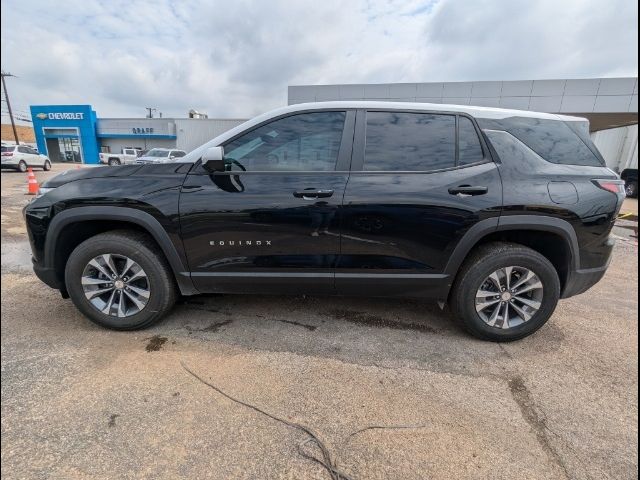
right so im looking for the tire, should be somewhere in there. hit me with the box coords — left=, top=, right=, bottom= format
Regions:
left=450, top=242, right=560, bottom=342
left=18, top=160, right=27, bottom=173
left=108, top=158, right=121, bottom=166
left=64, top=230, right=177, bottom=330
left=43, top=160, right=51, bottom=171
left=625, top=180, right=638, bottom=198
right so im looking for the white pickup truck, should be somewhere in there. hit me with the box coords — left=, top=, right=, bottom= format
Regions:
left=99, top=148, right=140, bottom=166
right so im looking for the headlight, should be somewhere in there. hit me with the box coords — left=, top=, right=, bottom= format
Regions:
left=35, top=187, right=55, bottom=198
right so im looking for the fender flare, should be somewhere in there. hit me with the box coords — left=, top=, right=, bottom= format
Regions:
left=441, top=215, right=580, bottom=295
left=44, top=206, right=197, bottom=295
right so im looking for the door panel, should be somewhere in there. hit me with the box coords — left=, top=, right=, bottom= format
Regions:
left=335, top=110, right=503, bottom=298
left=180, top=173, right=350, bottom=294
left=337, top=163, right=502, bottom=296
left=179, top=110, right=354, bottom=294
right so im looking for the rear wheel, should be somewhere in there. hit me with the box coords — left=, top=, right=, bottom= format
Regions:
left=18, top=160, right=27, bottom=173
left=65, top=230, right=177, bottom=330
left=43, top=160, right=51, bottom=171
left=108, top=158, right=121, bottom=166
left=625, top=180, right=638, bottom=198
left=450, top=242, right=560, bottom=341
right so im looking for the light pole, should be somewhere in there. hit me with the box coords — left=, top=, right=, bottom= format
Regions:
left=1, top=71, right=20, bottom=145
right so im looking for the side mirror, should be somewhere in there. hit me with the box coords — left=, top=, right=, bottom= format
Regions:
left=202, top=146, right=225, bottom=172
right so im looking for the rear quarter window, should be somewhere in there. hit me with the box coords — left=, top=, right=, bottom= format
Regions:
left=478, top=117, right=604, bottom=167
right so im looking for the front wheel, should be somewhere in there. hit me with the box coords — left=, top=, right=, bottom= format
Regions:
left=450, top=242, right=560, bottom=342
left=65, top=230, right=177, bottom=330
left=43, top=160, right=51, bottom=171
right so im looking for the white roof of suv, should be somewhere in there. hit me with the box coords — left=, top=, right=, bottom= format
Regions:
left=180, top=101, right=587, bottom=163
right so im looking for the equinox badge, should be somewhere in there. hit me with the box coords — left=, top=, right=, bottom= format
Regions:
left=209, top=240, right=272, bottom=246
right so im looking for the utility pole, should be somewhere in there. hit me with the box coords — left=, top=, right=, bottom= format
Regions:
left=145, top=107, right=157, bottom=118
left=1, top=71, right=20, bottom=145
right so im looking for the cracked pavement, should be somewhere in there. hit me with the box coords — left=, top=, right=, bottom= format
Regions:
left=1, top=166, right=638, bottom=479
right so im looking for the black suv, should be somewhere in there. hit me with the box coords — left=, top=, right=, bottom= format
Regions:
left=24, top=102, right=625, bottom=341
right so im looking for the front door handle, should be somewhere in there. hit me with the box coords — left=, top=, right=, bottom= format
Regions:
left=293, top=189, right=334, bottom=200
left=448, top=185, right=488, bottom=197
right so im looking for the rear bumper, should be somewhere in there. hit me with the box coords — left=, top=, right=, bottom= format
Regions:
left=561, top=236, right=615, bottom=298
left=561, top=266, right=608, bottom=298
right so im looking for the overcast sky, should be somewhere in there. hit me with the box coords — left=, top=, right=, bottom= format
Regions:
left=1, top=0, right=638, bottom=123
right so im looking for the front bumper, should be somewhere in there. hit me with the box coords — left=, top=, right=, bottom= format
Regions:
left=32, top=258, right=61, bottom=289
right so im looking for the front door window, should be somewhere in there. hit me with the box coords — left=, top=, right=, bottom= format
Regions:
left=223, top=112, right=346, bottom=172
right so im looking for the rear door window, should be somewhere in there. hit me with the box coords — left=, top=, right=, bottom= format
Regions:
left=364, top=112, right=456, bottom=171
left=458, top=116, right=484, bottom=165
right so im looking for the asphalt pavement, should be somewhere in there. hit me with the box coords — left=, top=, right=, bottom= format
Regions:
left=1, top=165, right=638, bottom=479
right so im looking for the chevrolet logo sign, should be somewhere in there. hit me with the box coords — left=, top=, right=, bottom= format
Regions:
left=36, top=113, right=47, bottom=120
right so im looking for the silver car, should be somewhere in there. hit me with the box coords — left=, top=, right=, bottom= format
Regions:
left=135, top=148, right=186, bottom=164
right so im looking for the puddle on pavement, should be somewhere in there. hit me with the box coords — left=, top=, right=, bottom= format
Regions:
left=324, top=309, right=438, bottom=333
left=145, top=336, right=168, bottom=352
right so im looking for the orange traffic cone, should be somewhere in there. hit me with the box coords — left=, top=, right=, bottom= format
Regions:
left=27, top=168, right=39, bottom=195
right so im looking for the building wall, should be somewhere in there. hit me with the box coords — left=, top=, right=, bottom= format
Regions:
left=591, top=125, right=638, bottom=172
left=97, top=118, right=176, bottom=136
left=98, top=137, right=176, bottom=153
left=30, top=105, right=100, bottom=164
left=175, top=118, right=246, bottom=151
left=289, top=78, right=638, bottom=115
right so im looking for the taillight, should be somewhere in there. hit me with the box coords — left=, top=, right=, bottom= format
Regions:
left=593, top=179, right=625, bottom=195
left=1, top=152, right=13, bottom=156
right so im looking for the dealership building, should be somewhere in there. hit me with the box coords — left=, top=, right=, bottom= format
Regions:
left=29, top=104, right=246, bottom=164
left=28, top=76, right=637, bottom=171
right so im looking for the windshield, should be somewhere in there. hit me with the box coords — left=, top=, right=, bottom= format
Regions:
left=145, top=149, right=170, bottom=157
left=1, top=146, right=16, bottom=152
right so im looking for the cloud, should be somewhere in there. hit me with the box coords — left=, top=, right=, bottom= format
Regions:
left=1, top=0, right=637, bottom=123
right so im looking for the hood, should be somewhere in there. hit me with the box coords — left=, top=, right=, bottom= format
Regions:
left=42, top=165, right=144, bottom=188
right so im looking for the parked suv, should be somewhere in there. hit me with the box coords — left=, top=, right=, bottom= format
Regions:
left=2, top=144, right=51, bottom=171
left=24, top=102, right=625, bottom=341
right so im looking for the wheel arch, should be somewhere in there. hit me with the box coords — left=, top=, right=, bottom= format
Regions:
left=442, top=215, right=579, bottom=299
left=44, top=207, right=197, bottom=295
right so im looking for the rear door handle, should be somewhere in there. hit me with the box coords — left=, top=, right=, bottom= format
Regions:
left=448, top=186, right=488, bottom=197
left=293, top=189, right=334, bottom=200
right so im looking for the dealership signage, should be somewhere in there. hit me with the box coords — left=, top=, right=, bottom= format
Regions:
left=132, top=127, right=155, bottom=134
left=36, top=112, right=85, bottom=120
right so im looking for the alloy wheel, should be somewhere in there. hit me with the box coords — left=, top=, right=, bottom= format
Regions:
left=81, top=253, right=150, bottom=317
left=475, top=266, right=544, bottom=329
